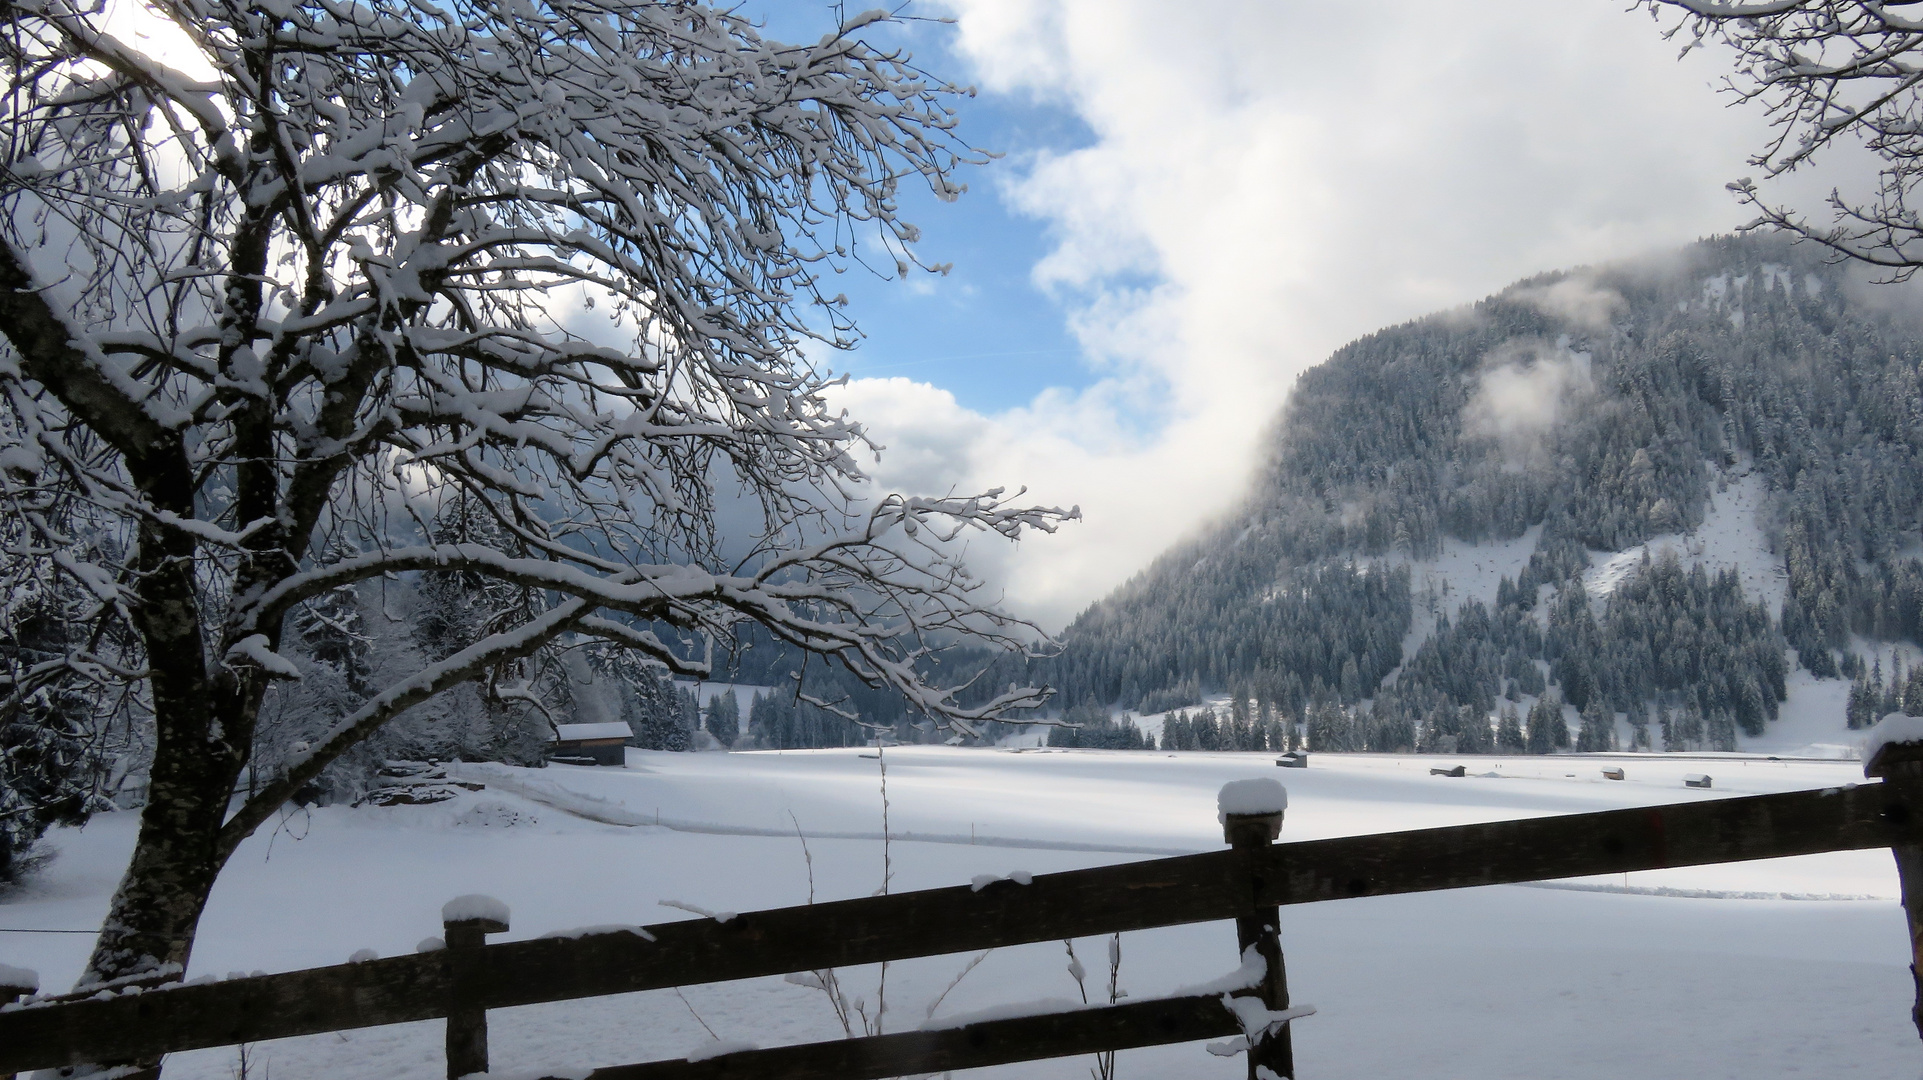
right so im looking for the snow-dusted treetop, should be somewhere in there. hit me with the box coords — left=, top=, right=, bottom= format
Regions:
left=0, top=0, right=1072, bottom=992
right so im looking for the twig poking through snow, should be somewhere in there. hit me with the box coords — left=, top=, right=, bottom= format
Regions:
left=875, top=745, right=891, bottom=1033
left=923, top=950, right=993, bottom=1023
left=673, top=987, right=719, bottom=1040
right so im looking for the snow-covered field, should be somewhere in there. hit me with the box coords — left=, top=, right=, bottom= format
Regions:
left=4, top=747, right=1915, bottom=1079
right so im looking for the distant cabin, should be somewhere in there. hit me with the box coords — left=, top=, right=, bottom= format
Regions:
left=550, top=722, right=631, bottom=766
left=1684, top=773, right=1712, bottom=789
left=1276, top=751, right=1308, bottom=769
left=1601, top=767, right=1625, bottom=781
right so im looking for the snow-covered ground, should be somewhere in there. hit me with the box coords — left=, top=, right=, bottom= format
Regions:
left=1583, top=467, right=1785, bottom=612
left=3, top=747, right=1914, bottom=1078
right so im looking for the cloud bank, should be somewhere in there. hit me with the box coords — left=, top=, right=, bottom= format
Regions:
left=1463, top=340, right=1597, bottom=471
left=832, top=0, right=1848, bottom=632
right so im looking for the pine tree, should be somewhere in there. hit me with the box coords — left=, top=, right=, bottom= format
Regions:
left=1257, top=699, right=1279, bottom=753
left=1575, top=698, right=1613, bottom=752
left=1497, top=703, right=1526, bottom=752
left=1707, top=707, right=1738, bottom=752
left=1629, top=702, right=1651, bottom=750
left=410, top=497, right=552, bottom=765
left=703, top=688, right=740, bottom=748
left=1526, top=693, right=1563, bottom=755
left=610, top=657, right=687, bottom=752
left=1676, top=700, right=1706, bottom=750
left=0, top=576, right=108, bottom=881
left=1456, top=705, right=1491, bottom=754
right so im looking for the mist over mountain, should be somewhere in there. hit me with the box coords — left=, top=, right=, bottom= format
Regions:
left=1024, top=233, right=1923, bottom=752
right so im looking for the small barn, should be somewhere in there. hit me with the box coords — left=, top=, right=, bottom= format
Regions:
left=549, top=722, right=631, bottom=766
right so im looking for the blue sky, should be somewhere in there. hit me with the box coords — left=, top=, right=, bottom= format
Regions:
left=819, top=98, right=1094, bottom=414
left=743, top=4, right=1101, bottom=415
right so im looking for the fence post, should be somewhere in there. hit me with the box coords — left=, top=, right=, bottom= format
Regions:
left=0, top=966, right=35, bottom=1080
left=1867, top=732, right=1923, bottom=1040
left=442, top=899, right=510, bottom=1080
left=1220, top=779, right=1294, bottom=1080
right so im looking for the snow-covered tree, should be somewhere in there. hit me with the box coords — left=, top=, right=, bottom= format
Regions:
left=1496, top=703, right=1526, bottom=753
left=0, top=561, right=116, bottom=880
left=0, top=472, right=126, bottom=880
left=1647, top=1, right=1923, bottom=274
left=1575, top=698, right=1614, bottom=753
left=595, top=648, right=686, bottom=751
left=702, top=687, right=740, bottom=748
left=1525, top=692, right=1564, bottom=755
left=0, top=0, right=1071, bottom=1000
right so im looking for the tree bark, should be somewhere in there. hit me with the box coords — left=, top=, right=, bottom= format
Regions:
left=81, top=513, right=247, bottom=993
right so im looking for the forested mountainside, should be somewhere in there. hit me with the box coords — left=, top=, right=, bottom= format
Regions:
left=1022, top=234, right=1923, bottom=749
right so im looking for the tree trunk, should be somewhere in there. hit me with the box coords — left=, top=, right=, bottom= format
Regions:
left=82, top=729, right=246, bottom=992
left=76, top=515, right=258, bottom=1077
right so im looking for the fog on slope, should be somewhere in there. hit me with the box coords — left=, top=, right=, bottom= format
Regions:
left=1009, top=234, right=1923, bottom=757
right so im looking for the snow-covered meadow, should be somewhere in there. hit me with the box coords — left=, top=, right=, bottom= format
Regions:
left=4, top=746, right=1913, bottom=1079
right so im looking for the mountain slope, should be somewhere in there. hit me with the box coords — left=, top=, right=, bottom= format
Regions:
left=1042, top=234, right=1923, bottom=753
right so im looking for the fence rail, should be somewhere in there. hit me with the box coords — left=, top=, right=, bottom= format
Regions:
left=3, top=778, right=1920, bottom=1079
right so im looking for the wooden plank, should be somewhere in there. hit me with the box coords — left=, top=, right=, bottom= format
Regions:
left=2, top=780, right=1916, bottom=1073
left=1256, top=779, right=1912, bottom=906
left=564, top=992, right=1247, bottom=1080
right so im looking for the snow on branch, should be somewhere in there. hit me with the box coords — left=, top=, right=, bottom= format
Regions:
left=0, top=2, right=1074, bottom=934
left=1645, top=1, right=1923, bottom=273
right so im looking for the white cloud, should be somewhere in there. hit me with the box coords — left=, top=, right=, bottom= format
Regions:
left=835, top=0, right=1857, bottom=632
left=1462, top=340, right=1596, bottom=471
left=1510, top=276, right=1626, bottom=332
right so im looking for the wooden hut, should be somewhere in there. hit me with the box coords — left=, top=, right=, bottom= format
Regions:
left=549, top=722, right=631, bottom=766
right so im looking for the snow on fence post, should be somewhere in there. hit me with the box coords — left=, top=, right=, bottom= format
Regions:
left=1866, top=714, right=1923, bottom=1041
left=1219, top=779, right=1295, bottom=1080
left=442, top=896, right=511, bottom=1079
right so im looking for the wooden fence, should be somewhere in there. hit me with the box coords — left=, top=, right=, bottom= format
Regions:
left=5, top=776, right=1923, bottom=1080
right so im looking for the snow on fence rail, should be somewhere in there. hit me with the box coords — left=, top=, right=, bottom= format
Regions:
left=5, top=778, right=1923, bottom=1080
